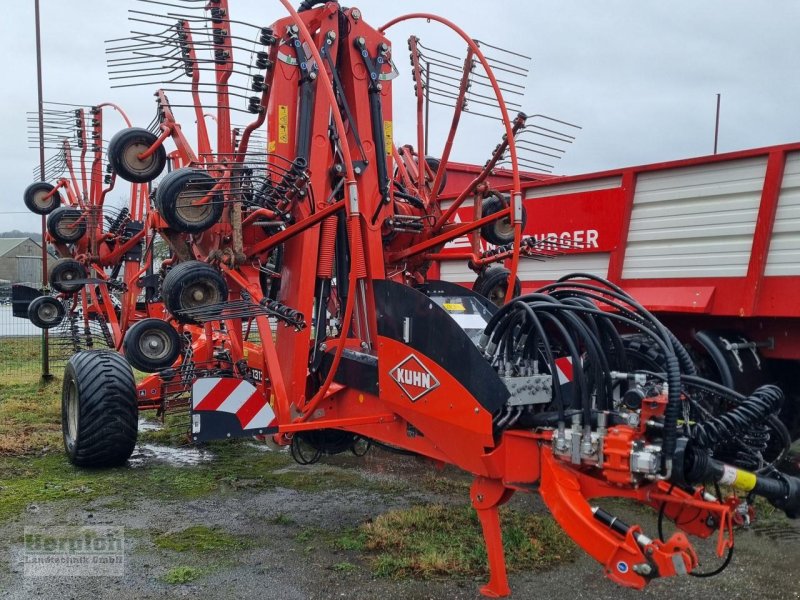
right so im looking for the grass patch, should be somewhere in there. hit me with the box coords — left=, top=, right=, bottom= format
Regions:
left=161, top=565, right=205, bottom=584
left=154, top=525, right=250, bottom=553
left=0, top=360, right=61, bottom=455
left=332, top=561, right=357, bottom=573
left=0, top=337, right=43, bottom=379
left=0, top=440, right=392, bottom=523
left=347, top=504, right=576, bottom=579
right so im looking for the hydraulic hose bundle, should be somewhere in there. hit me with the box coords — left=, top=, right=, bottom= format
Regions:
left=480, top=273, right=686, bottom=474
left=479, top=274, right=789, bottom=479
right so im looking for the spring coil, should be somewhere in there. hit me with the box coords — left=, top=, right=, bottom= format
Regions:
left=106, top=207, right=130, bottom=235
left=714, top=424, right=770, bottom=471
left=690, top=384, right=783, bottom=451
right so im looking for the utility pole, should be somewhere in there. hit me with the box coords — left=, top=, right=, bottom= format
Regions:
left=35, top=0, right=51, bottom=380
left=713, top=93, right=721, bottom=155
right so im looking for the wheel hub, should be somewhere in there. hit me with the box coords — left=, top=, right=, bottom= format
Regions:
left=39, top=303, right=57, bottom=321
left=140, top=330, right=171, bottom=360
left=66, top=380, right=79, bottom=446
left=124, top=142, right=153, bottom=172
left=175, top=186, right=212, bottom=224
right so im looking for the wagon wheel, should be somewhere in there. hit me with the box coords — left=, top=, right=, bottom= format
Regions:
left=27, top=296, right=65, bottom=329
left=161, top=261, right=228, bottom=324
left=108, top=127, right=167, bottom=183
left=480, top=193, right=528, bottom=246
left=155, top=168, right=223, bottom=233
left=47, top=206, right=86, bottom=244
left=23, top=181, right=60, bottom=215
left=123, top=318, right=182, bottom=372
left=472, top=265, right=521, bottom=307
left=49, top=258, right=88, bottom=293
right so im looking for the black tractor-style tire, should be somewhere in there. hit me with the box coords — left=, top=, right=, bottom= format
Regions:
left=49, top=259, right=88, bottom=293
left=24, top=181, right=60, bottom=215
left=161, top=261, right=228, bottom=324
left=424, top=156, right=448, bottom=195
left=47, top=206, right=86, bottom=244
left=472, top=266, right=521, bottom=307
left=480, top=193, right=528, bottom=246
left=108, top=127, right=167, bottom=184
left=123, top=318, right=182, bottom=372
left=155, top=168, right=223, bottom=233
left=27, top=296, right=65, bottom=329
left=622, top=333, right=668, bottom=372
left=62, top=350, right=138, bottom=468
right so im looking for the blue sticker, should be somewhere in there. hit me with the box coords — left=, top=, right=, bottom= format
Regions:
left=617, top=561, right=628, bottom=573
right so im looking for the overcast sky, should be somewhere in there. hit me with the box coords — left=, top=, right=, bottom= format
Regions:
left=2, top=0, right=799, bottom=232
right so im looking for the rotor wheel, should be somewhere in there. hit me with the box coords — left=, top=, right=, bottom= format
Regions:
left=47, top=206, right=86, bottom=244
left=62, top=350, right=138, bottom=467
left=156, top=168, right=223, bottom=233
left=49, top=258, right=88, bottom=294
left=480, top=193, right=528, bottom=246
left=123, top=318, right=182, bottom=373
left=472, top=265, right=521, bottom=307
left=27, top=296, right=65, bottom=329
left=161, top=260, right=228, bottom=324
left=108, top=127, right=167, bottom=184
left=23, top=181, right=60, bottom=215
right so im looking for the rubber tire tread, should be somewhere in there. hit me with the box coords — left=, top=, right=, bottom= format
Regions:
left=62, top=350, right=138, bottom=468
left=622, top=333, right=669, bottom=372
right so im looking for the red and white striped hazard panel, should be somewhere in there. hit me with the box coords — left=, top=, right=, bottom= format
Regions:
left=554, top=357, right=574, bottom=385
left=192, top=377, right=275, bottom=431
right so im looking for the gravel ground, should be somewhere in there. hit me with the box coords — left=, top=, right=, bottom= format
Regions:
left=1, top=448, right=799, bottom=600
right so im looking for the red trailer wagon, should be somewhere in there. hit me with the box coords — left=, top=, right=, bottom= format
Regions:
left=432, top=142, right=800, bottom=434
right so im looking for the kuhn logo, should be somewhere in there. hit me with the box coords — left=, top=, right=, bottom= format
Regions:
left=390, top=354, right=440, bottom=401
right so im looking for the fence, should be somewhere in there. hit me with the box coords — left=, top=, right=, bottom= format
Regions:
left=0, top=293, right=43, bottom=381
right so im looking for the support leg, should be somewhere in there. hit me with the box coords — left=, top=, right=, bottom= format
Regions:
left=471, top=476, right=514, bottom=598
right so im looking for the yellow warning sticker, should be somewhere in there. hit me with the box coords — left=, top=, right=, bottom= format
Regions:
left=734, top=469, right=757, bottom=492
left=278, top=105, right=289, bottom=144
left=383, top=120, right=393, bottom=155
left=268, top=140, right=276, bottom=153
left=721, top=464, right=757, bottom=492
left=443, top=302, right=466, bottom=312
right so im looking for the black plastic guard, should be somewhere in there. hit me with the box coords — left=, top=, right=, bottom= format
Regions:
left=11, top=284, right=42, bottom=318
left=373, top=279, right=508, bottom=414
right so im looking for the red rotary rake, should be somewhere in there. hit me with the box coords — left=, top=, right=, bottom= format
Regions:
left=22, top=2, right=799, bottom=597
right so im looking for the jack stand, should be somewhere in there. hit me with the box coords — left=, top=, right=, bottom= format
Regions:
left=471, top=476, right=515, bottom=598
